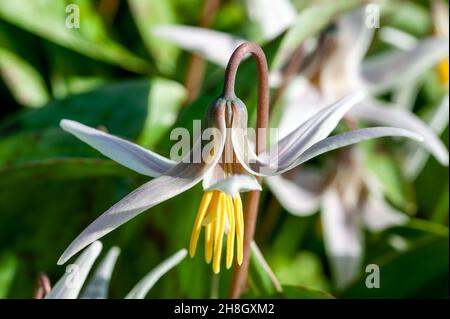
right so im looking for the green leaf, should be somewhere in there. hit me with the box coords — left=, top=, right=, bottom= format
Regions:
left=269, top=250, right=331, bottom=292
left=342, top=236, right=449, bottom=298
left=0, top=252, right=18, bottom=298
left=272, top=0, right=360, bottom=70
left=364, top=145, right=413, bottom=212
left=0, top=22, right=49, bottom=107
left=0, top=48, right=50, bottom=108
left=383, top=1, right=432, bottom=37
left=280, top=285, right=334, bottom=299
left=128, top=0, right=179, bottom=74
left=0, top=158, right=136, bottom=187
left=46, top=44, right=110, bottom=99
left=4, top=80, right=162, bottom=141
left=138, top=78, right=186, bottom=148
left=0, top=0, right=153, bottom=73
left=248, top=242, right=282, bottom=297
left=0, top=127, right=138, bottom=185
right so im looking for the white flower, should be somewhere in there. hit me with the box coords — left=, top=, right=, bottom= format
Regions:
left=57, top=89, right=419, bottom=274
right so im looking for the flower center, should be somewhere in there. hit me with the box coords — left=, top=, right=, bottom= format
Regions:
left=189, top=165, right=244, bottom=273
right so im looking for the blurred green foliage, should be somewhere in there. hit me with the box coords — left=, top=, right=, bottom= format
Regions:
left=0, top=0, right=448, bottom=299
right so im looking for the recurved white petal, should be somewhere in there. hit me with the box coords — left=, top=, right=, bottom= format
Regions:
left=125, top=249, right=187, bottom=299
left=61, top=120, right=175, bottom=177
left=362, top=37, right=449, bottom=94
left=405, top=94, right=450, bottom=178
left=80, top=246, right=120, bottom=299
left=232, top=93, right=365, bottom=175
left=152, top=25, right=245, bottom=67
left=58, top=118, right=226, bottom=265
left=350, top=100, right=449, bottom=166
left=289, top=127, right=423, bottom=171
left=243, top=0, right=296, bottom=41
left=46, top=241, right=102, bottom=299
left=321, top=190, right=363, bottom=290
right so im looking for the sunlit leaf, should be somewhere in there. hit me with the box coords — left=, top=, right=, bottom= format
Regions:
left=272, top=0, right=360, bottom=70
left=0, top=23, right=49, bottom=107
left=0, top=0, right=153, bottom=73
left=0, top=252, right=18, bottom=298
left=128, top=0, right=179, bottom=74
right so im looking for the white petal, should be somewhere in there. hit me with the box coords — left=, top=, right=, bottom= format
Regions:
left=321, top=190, right=363, bottom=290
left=125, top=249, right=187, bottom=299
left=362, top=196, right=409, bottom=232
left=362, top=37, right=449, bottom=94
left=338, top=8, right=374, bottom=64
left=243, top=0, right=296, bottom=40
left=289, top=127, right=423, bottom=170
left=269, top=93, right=365, bottom=165
left=201, top=164, right=225, bottom=190
left=205, top=174, right=261, bottom=196
left=61, top=120, right=175, bottom=177
left=80, top=246, right=120, bottom=299
left=320, top=9, right=372, bottom=101
left=232, top=93, right=365, bottom=175
left=350, top=100, right=449, bottom=166
left=58, top=119, right=226, bottom=265
left=379, top=27, right=418, bottom=50
left=265, top=167, right=323, bottom=216
left=277, top=76, right=324, bottom=139
left=46, top=242, right=102, bottom=299
left=152, top=25, right=246, bottom=67
left=405, top=94, right=450, bottom=178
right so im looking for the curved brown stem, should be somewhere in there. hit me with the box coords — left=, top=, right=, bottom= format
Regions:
left=223, top=42, right=270, bottom=299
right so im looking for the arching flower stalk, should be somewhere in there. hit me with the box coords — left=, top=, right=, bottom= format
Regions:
left=57, top=42, right=421, bottom=291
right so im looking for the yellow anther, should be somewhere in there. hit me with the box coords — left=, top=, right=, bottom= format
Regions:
left=204, top=223, right=213, bottom=264
left=213, top=193, right=226, bottom=273
left=189, top=191, right=213, bottom=257
left=233, top=194, right=244, bottom=265
left=225, top=195, right=235, bottom=269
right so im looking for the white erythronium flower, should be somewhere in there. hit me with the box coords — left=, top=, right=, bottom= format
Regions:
left=397, top=0, right=449, bottom=178
left=45, top=241, right=187, bottom=299
left=318, top=8, right=449, bottom=166
left=57, top=86, right=420, bottom=274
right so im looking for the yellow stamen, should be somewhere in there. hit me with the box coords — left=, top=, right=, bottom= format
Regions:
left=225, top=195, right=235, bottom=269
left=189, top=191, right=213, bottom=257
left=189, top=181, right=245, bottom=272
left=437, top=58, right=449, bottom=87
left=213, top=193, right=226, bottom=273
left=204, top=223, right=213, bottom=264
left=234, top=194, right=244, bottom=265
